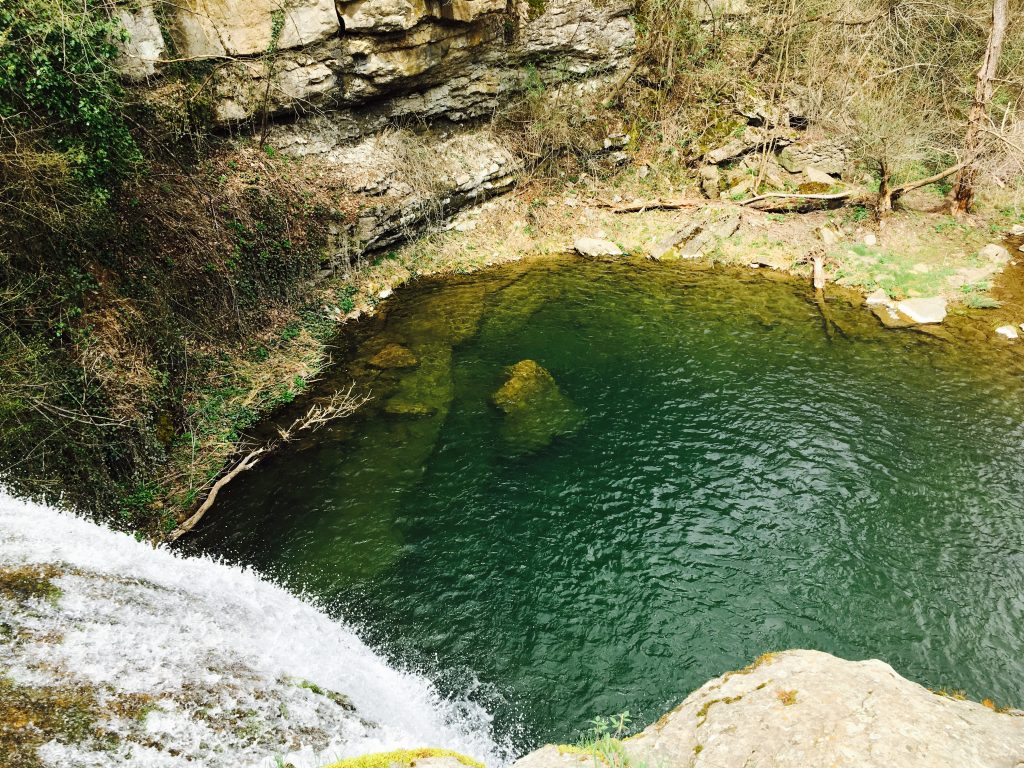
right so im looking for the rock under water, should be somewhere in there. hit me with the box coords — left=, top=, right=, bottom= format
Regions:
left=491, top=360, right=582, bottom=451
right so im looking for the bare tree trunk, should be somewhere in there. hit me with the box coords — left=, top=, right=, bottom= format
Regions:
left=877, top=159, right=893, bottom=215
left=951, top=0, right=1009, bottom=214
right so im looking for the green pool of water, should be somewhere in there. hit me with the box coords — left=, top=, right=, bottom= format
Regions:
left=192, top=256, right=1024, bottom=752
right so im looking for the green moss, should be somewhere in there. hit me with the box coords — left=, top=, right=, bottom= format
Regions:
left=0, top=676, right=108, bottom=768
left=0, top=566, right=63, bottom=604
left=527, top=0, right=546, bottom=19
left=321, top=748, right=484, bottom=768
left=776, top=689, right=797, bottom=706
left=297, top=679, right=355, bottom=711
left=695, top=695, right=742, bottom=726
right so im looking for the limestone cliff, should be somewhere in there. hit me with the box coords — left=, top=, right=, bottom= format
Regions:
left=514, top=651, right=1024, bottom=768
left=116, top=0, right=632, bottom=257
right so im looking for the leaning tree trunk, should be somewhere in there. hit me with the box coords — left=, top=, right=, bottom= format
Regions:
left=951, top=0, right=1009, bottom=214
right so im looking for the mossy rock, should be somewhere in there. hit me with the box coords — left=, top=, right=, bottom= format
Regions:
left=491, top=360, right=582, bottom=452
left=491, top=360, right=557, bottom=413
left=367, top=344, right=419, bottom=370
left=798, top=181, right=831, bottom=194
left=321, top=748, right=484, bottom=768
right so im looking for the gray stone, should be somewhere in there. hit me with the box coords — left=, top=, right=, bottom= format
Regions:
left=705, top=127, right=792, bottom=165
left=778, top=139, right=848, bottom=175
left=804, top=166, right=835, bottom=185
left=1010, top=224, right=1024, bottom=236
left=864, top=288, right=893, bottom=307
left=651, top=208, right=741, bottom=260
left=121, top=0, right=634, bottom=128
left=512, top=650, right=1024, bottom=768
left=816, top=225, right=839, bottom=245
left=897, top=296, right=947, bottom=324
left=979, top=243, right=1011, bottom=262
left=996, top=325, right=1019, bottom=340
left=115, top=5, right=166, bottom=79
left=698, top=166, right=721, bottom=199
left=574, top=238, right=623, bottom=257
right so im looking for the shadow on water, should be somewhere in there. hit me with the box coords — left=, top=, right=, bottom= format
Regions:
left=186, top=254, right=1024, bottom=753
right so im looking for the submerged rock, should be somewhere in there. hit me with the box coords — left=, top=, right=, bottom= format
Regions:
left=383, top=399, right=437, bottom=418
left=512, top=650, right=1024, bottom=768
left=368, top=343, right=419, bottom=370
left=491, top=360, right=582, bottom=451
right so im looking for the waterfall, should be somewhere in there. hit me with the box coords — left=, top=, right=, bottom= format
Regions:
left=0, top=491, right=507, bottom=768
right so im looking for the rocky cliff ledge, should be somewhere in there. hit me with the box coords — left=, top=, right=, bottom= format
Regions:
left=115, top=0, right=633, bottom=257
left=514, top=651, right=1024, bottom=768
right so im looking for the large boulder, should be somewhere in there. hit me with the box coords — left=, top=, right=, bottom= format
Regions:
left=778, top=138, right=848, bottom=176
left=491, top=360, right=582, bottom=451
left=512, top=650, right=1024, bottom=768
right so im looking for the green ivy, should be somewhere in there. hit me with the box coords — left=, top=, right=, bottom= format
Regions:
left=0, top=0, right=142, bottom=192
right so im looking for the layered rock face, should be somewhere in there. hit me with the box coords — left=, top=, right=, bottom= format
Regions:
left=117, top=0, right=632, bottom=255
left=514, top=650, right=1024, bottom=768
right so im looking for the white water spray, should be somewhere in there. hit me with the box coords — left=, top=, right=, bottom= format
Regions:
left=0, top=491, right=508, bottom=768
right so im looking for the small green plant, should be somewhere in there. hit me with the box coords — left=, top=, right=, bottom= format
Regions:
left=845, top=205, right=870, bottom=224
left=965, top=294, right=1001, bottom=309
left=564, top=712, right=646, bottom=768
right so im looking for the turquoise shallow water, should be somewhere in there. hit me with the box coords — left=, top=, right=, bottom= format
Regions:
left=192, top=257, right=1024, bottom=752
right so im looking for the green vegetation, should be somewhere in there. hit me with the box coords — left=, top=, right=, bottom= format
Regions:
left=0, top=1, right=357, bottom=532
left=559, top=712, right=646, bottom=768
left=321, top=748, right=484, bottom=768
left=1, top=0, right=141, bottom=235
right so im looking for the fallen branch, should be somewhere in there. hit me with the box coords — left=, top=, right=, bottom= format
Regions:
left=891, top=158, right=972, bottom=199
left=167, top=383, right=371, bottom=542
left=166, top=447, right=266, bottom=542
left=740, top=191, right=853, bottom=205
left=741, top=190, right=857, bottom=213
left=597, top=198, right=709, bottom=213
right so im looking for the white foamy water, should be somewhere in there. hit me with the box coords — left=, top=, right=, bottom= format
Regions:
left=0, top=491, right=508, bottom=768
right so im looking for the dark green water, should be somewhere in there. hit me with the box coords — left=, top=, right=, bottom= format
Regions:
left=192, top=256, right=1024, bottom=752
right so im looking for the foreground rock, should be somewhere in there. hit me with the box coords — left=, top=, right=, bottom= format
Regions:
left=574, top=237, right=624, bottom=258
left=896, top=296, right=947, bottom=325
left=492, top=360, right=581, bottom=451
left=513, top=650, right=1024, bottom=768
